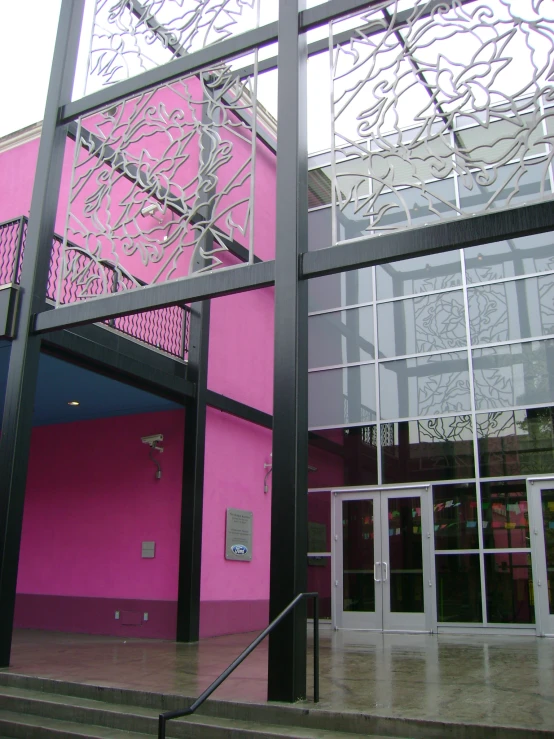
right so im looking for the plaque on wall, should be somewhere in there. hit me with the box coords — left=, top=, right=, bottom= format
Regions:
left=225, top=508, right=253, bottom=561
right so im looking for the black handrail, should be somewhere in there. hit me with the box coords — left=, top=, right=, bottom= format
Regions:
left=158, top=592, right=320, bottom=739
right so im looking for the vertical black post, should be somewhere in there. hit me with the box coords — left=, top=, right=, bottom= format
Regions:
left=0, top=0, right=86, bottom=666
left=268, top=0, right=308, bottom=702
left=176, top=87, right=214, bottom=642
left=176, top=300, right=210, bottom=641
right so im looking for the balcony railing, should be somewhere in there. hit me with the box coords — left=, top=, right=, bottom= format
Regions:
left=0, top=217, right=190, bottom=361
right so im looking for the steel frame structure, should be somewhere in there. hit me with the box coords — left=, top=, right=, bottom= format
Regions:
left=0, top=0, right=553, bottom=703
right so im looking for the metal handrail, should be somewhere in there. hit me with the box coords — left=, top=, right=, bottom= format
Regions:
left=158, top=592, right=320, bottom=739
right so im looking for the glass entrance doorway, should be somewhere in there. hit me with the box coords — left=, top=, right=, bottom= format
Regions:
left=529, top=480, right=554, bottom=636
left=332, top=488, right=432, bottom=631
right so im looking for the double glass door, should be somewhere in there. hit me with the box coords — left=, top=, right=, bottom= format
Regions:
left=333, top=488, right=432, bottom=631
left=529, top=481, right=554, bottom=636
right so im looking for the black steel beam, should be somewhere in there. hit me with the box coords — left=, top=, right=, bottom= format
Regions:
left=206, top=391, right=272, bottom=430
left=66, top=123, right=259, bottom=265
left=302, top=201, right=554, bottom=280
left=42, top=322, right=193, bottom=404
left=0, top=0, right=85, bottom=667
left=60, top=21, right=279, bottom=123
left=33, top=260, right=275, bottom=334
left=268, top=0, right=309, bottom=704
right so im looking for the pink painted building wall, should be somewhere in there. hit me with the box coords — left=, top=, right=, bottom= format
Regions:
left=1, top=77, right=278, bottom=640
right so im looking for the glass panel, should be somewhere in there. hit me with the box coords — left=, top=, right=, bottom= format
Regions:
left=477, top=408, right=554, bottom=477
left=484, top=552, right=535, bottom=624
left=309, top=426, right=378, bottom=488
left=458, top=160, right=551, bottom=215
left=481, top=481, right=530, bottom=549
left=540, top=488, right=554, bottom=616
left=382, top=416, right=475, bottom=484
left=378, top=291, right=466, bottom=358
left=307, top=556, right=332, bottom=620
left=387, top=496, right=424, bottom=614
left=436, top=554, right=483, bottom=623
left=308, top=207, right=332, bottom=251
left=433, top=483, right=479, bottom=551
left=465, top=233, right=554, bottom=284
left=308, top=364, right=376, bottom=428
left=308, top=268, right=373, bottom=313
left=468, top=275, right=554, bottom=346
left=308, top=307, right=374, bottom=369
left=343, top=499, right=375, bottom=613
left=376, top=250, right=462, bottom=300
left=308, top=492, right=331, bottom=553
left=339, top=179, right=457, bottom=242
left=473, top=340, right=554, bottom=410
left=380, top=352, right=470, bottom=420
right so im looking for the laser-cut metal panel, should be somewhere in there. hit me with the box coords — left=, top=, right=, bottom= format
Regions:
left=330, top=0, right=554, bottom=245
left=58, top=62, right=259, bottom=303
left=87, top=0, right=266, bottom=92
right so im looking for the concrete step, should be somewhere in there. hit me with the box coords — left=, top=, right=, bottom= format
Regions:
left=0, top=672, right=551, bottom=739
left=0, top=685, right=401, bottom=739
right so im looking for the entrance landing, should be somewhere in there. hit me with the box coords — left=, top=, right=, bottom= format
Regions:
left=2, top=628, right=554, bottom=734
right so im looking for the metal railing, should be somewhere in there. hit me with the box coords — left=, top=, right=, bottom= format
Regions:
left=0, top=217, right=190, bottom=360
left=158, top=592, right=320, bottom=739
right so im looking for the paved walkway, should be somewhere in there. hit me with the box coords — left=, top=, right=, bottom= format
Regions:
left=3, top=628, right=554, bottom=732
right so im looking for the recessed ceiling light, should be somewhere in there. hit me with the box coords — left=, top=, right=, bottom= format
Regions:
left=67, top=401, right=80, bottom=406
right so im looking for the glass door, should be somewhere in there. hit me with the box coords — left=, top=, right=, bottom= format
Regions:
left=528, top=480, right=554, bottom=635
left=333, top=488, right=432, bottom=631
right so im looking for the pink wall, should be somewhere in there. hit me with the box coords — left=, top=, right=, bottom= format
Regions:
left=15, top=409, right=184, bottom=638
left=0, top=137, right=39, bottom=223
left=200, top=408, right=272, bottom=637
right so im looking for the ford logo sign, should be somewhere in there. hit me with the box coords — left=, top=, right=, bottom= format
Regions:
left=231, top=544, right=248, bottom=555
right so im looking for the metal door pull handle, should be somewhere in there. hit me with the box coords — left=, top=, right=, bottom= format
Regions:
left=374, top=562, right=381, bottom=582
left=382, top=562, right=388, bottom=581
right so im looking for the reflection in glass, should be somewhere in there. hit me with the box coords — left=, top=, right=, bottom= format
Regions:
left=308, top=556, right=332, bottom=620
left=308, top=268, right=373, bottom=312
left=484, top=553, right=535, bottom=624
left=458, top=160, right=551, bottom=216
left=436, top=554, right=483, bottom=623
left=343, top=500, right=375, bottom=613
left=382, top=416, right=475, bottom=484
left=308, top=207, right=332, bottom=251
left=465, top=232, right=554, bottom=284
left=540, top=488, right=554, bottom=616
left=309, top=307, right=374, bottom=369
left=380, top=352, right=470, bottom=420
left=308, top=492, right=331, bottom=552
left=433, top=483, right=479, bottom=551
left=308, top=426, right=378, bottom=488
left=376, top=250, right=462, bottom=300
left=473, top=340, right=554, bottom=410
left=378, top=291, right=466, bottom=358
left=388, top=497, right=424, bottom=613
left=309, top=364, right=376, bottom=428
left=481, top=481, right=529, bottom=549
left=468, top=274, right=554, bottom=346
left=477, top=408, right=554, bottom=477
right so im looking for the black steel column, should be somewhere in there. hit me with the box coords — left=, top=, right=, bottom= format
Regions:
left=268, top=0, right=309, bottom=702
left=0, top=0, right=85, bottom=665
left=176, top=299, right=210, bottom=642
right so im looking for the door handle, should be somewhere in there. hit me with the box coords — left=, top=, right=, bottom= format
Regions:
left=382, top=561, right=388, bottom=581
left=374, top=562, right=381, bottom=582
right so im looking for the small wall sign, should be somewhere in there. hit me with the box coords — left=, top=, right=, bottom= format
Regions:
left=226, top=508, right=253, bottom=561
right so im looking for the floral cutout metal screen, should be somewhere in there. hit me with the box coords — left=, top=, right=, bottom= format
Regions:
left=86, top=0, right=264, bottom=92
left=57, top=62, right=260, bottom=303
left=330, top=0, right=554, bottom=244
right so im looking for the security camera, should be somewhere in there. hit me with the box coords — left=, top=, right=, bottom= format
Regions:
left=140, top=202, right=161, bottom=217
left=141, top=434, right=164, bottom=448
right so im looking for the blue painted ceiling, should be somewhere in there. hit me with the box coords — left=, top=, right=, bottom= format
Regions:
left=0, top=343, right=181, bottom=427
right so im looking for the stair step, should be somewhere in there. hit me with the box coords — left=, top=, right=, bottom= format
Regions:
left=0, top=684, right=410, bottom=739
left=0, top=709, right=151, bottom=739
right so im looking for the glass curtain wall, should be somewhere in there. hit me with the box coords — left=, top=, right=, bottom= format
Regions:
left=308, top=230, right=554, bottom=626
